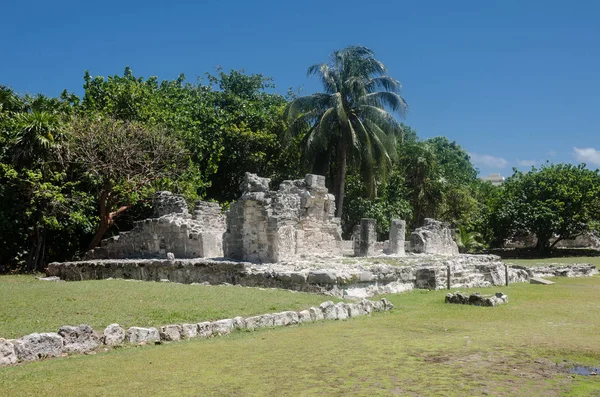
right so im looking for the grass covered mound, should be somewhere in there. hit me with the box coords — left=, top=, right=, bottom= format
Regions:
left=0, top=257, right=599, bottom=395
left=0, top=276, right=340, bottom=339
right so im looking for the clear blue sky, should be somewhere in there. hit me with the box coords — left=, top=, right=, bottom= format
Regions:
left=2, top=0, right=599, bottom=177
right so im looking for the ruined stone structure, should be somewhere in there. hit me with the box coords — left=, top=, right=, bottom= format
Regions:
left=410, top=218, right=459, bottom=255
left=389, top=219, right=406, bottom=255
left=504, top=232, right=600, bottom=250
left=223, top=173, right=343, bottom=263
left=87, top=192, right=225, bottom=259
left=445, top=291, right=508, bottom=307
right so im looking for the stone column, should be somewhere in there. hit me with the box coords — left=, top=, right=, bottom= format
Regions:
left=389, top=219, right=406, bottom=255
left=356, top=218, right=377, bottom=257
left=352, top=225, right=361, bottom=256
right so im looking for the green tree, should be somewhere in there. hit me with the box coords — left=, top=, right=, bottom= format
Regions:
left=67, top=116, right=190, bottom=250
left=287, top=45, right=408, bottom=216
left=494, top=163, right=600, bottom=254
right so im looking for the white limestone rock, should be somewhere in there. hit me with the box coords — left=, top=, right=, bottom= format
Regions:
left=159, top=325, right=182, bottom=341
left=0, top=339, right=17, bottom=366
left=58, top=324, right=101, bottom=354
left=297, top=310, right=312, bottom=323
left=197, top=322, right=213, bottom=338
left=181, top=324, right=199, bottom=338
left=232, top=316, right=246, bottom=331
left=127, top=327, right=160, bottom=344
left=309, top=306, right=325, bottom=321
left=335, top=302, right=349, bottom=320
left=14, top=333, right=63, bottom=361
left=320, top=301, right=337, bottom=320
left=212, top=319, right=234, bottom=336
left=103, top=324, right=126, bottom=346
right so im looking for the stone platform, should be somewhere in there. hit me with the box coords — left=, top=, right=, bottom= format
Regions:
left=47, top=254, right=533, bottom=299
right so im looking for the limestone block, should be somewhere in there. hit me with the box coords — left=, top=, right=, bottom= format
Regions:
left=410, top=218, right=459, bottom=256
left=359, top=299, right=375, bottom=315
left=389, top=219, right=406, bottom=255
left=0, top=339, right=17, bottom=366
left=307, top=270, right=337, bottom=284
left=197, top=322, right=213, bottom=338
left=320, top=301, right=337, bottom=320
left=272, top=312, right=291, bottom=327
left=372, top=301, right=385, bottom=312
left=305, top=174, right=326, bottom=189
left=232, top=316, right=246, bottom=331
left=212, top=319, right=234, bottom=336
left=127, top=327, right=160, bottom=344
left=297, top=310, right=312, bottom=323
left=335, top=302, right=349, bottom=320
left=309, top=307, right=325, bottom=322
left=530, top=277, right=555, bottom=285
left=257, top=314, right=275, bottom=328
left=103, top=324, right=126, bottom=346
left=58, top=324, right=101, bottom=353
left=356, top=218, right=377, bottom=257
left=346, top=303, right=363, bottom=317
left=181, top=324, right=199, bottom=338
left=14, top=333, right=63, bottom=361
left=159, top=325, right=183, bottom=341
left=241, top=172, right=271, bottom=193
left=153, top=191, right=189, bottom=217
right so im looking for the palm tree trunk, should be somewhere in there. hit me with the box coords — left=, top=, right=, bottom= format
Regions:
left=334, top=142, right=348, bottom=218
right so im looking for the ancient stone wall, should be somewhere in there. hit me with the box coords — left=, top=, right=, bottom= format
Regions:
left=46, top=254, right=541, bottom=299
left=0, top=298, right=394, bottom=366
left=410, top=218, right=459, bottom=255
left=223, top=173, right=343, bottom=263
left=87, top=192, right=225, bottom=259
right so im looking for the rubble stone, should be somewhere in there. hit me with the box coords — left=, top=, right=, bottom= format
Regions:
left=0, top=339, right=17, bottom=366
left=103, top=324, right=126, bottom=346
left=410, top=218, right=459, bottom=255
left=58, top=324, right=101, bottom=353
left=14, top=333, right=63, bottom=361
left=127, top=327, right=160, bottom=344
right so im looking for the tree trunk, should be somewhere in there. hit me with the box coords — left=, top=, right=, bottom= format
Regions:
left=87, top=196, right=132, bottom=251
left=334, top=142, right=348, bottom=218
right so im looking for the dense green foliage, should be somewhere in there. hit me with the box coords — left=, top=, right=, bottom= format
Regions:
left=1, top=45, right=599, bottom=271
left=490, top=163, right=600, bottom=254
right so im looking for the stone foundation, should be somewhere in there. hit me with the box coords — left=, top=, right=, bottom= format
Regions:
left=47, top=254, right=532, bottom=299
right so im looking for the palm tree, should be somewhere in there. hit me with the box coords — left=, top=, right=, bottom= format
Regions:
left=287, top=45, right=408, bottom=217
left=12, top=111, right=63, bottom=166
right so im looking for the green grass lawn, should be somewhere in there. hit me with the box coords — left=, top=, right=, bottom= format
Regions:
left=1, top=259, right=599, bottom=396
left=0, top=276, right=339, bottom=339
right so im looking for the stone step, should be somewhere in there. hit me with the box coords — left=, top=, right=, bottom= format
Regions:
left=530, top=277, right=555, bottom=285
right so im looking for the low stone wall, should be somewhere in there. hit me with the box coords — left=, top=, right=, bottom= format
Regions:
left=445, top=291, right=508, bottom=307
left=0, top=298, right=393, bottom=366
left=47, top=254, right=531, bottom=299
left=511, top=264, right=598, bottom=278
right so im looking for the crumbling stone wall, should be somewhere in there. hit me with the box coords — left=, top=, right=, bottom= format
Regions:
left=87, top=192, right=225, bottom=259
left=223, top=173, right=343, bottom=263
left=410, top=218, right=459, bottom=255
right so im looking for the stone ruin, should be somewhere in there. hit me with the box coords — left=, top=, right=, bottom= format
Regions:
left=87, top=192, right=226, bottom=259
left=410, top=218, right=459, bottom=255
left=223, top=173, right=343, bottom=262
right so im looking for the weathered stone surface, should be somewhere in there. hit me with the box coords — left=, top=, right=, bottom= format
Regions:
left=197, top=322, right=213, bottom=338
left=389, top=219, right=406, bottom=255
left=87, top=192, right=225, bottom=260
left=297, top=310, right=312, bottom=323
left=335, top=302, right=349, bottom=320
left=46, top=254, right=546, bottom=299
left=320, top=301, right=337, bottom=320
left=309, top=307, right=325, bottom=322
left=272, top=311, right=299, bottom=327
left=127, top=327, right=160, bottom=344
left=359, top=299, right=375, bottom=315
left=223, top=173, right=342, bottom=263
left=159, top=325, right=182, bottom=341
left=212, top=319, right=234, bottom=336
left=410, top=218, right=459, bottom=255
left=36, top=276, right=61, bottom=282
left=59, top=325, right=101, bottom=353
left=445, top=291, right=508, bottom=307
left=103, top=324, right=126, bottom=346
left=181, top=324, right=199, bottom=338
left=355, top=218, right=377, bottom=257
left=372, top=300, right=385, bottom=312
left=0, top=339, right=17, bottom=366
left=381, top=298, right=395, bottom=310
left=515, top=264, right=598, bottom=279
left=232, top=316, right=246, bottom=331
left=14, top=333, right=63, bottom=361
left=530, top=277, right=555, bottom=285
